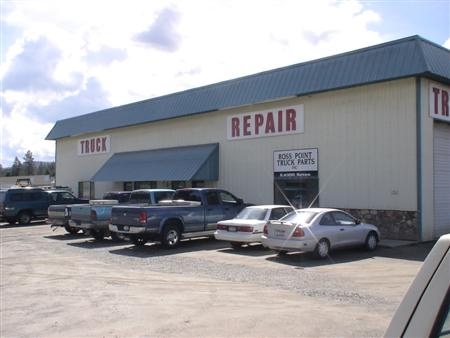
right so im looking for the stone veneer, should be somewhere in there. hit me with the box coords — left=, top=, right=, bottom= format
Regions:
left=341, top=208, right=419, bottom=241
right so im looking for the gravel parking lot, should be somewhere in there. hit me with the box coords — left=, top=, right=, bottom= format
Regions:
left=1, top=222, right=434, bottom=338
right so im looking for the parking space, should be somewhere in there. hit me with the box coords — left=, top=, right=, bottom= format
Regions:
left=0, top=222, right=434, bottom=337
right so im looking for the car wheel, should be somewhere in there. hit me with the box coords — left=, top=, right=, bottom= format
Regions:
left=64, top=225, right=80, bottom=234
left=161, top=224, right=181, bottom=249
left=131, top=235, right=148, bottom=246
left=7, top=218, right=16, bottom=225
left=314, top=239, right=330, bottom=259
left=230, top=242, right=243, bottom=249
left=110, top=231, right=122, bottom=242
left=365, top=231, right=378, bottom=251
left=18, top=211, right=32, bottom=225
left=91, top=229, right=105, bottom=241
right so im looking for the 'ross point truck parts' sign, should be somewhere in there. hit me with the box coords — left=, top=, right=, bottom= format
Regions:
left=227, top=105, right=304, bottom=140
left=274, top=148, right=318, bottom=178
left=78, top=135, right=111, bottom=156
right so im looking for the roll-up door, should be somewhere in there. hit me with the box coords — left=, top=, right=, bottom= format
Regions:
left=433, top=122, right=450, bottom=237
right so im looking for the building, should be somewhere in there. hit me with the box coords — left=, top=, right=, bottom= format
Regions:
left=46, top=36, right=450, bottom=241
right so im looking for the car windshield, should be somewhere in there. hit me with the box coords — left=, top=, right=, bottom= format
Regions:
left=280, top=210, right=318, bottom=224
left=235, top=208, right=267, bottom=220
left=129, top=192, right=150, bottom=204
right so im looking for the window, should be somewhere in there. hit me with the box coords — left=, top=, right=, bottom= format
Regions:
left=432, top=289, right=450, bottom=337
left=205, top=191, right=220, bottom=205
left=219, top=191, right=238, bottom=204
left=173, top=190, right=202, bottom=203
left=332, top=211, right=357, bottom=225
left=154, top=191, right=175, bottom=203
left=319, top=213, right=336, bottom=225
left=270, top=208, right=290, bottom=220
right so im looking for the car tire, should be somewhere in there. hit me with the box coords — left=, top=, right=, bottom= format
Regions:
left=110, top=231, right=122, bottom=242
left=91, top=229, right=105, bottom=241
left=18, top=211, right=32, bottom=225
left=365, top=231, right=378, bottom=251
left=7, top=218, right=16, bottom=225
left=64, top=225, right=80, bottom=234
left=314, top=239, right=330, bottom=259
left=161, top=224, right=181, bottom=249
left=230, top=242, right=243, bottom=249
left=131, top=235, right=148, bottom=246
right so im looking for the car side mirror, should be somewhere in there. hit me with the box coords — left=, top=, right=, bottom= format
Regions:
left=355, top=219, right=361, bottom=225
left=237, top=198, right=244, bottom=204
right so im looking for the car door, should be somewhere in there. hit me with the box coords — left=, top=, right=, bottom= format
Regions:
left=317, top=212, right=343, bottom=247
left=330, top=211, right=364, bottom=246
left=204, top=191, right=225, bottom=231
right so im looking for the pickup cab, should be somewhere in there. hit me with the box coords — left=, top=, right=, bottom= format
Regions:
left=69, top=189, right=174, bottom=240
left=109, top=188, right=247, bottom=248
left=48, top=191, right=131, bottom=234
left=384, top=233, right=450, bottom=337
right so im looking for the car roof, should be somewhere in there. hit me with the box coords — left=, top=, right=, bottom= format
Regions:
left=294, top=208, right=342, bottom=213
left=245, top=205, right=293, bottom=209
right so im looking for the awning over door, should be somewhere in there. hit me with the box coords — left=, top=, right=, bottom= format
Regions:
left=91, top=143, right=219, bottom=182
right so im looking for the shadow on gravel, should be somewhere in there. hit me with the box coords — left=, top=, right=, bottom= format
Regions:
left=44, top=233, right=85, bottom=241
left=67, top=239, right=130, bottom=249
left=218, top=243, right=272, bottom=257
left=109, top=237, right=229, bottom=258
left=265, top=242, right=435, bottom=268
left=0, top=220, right=47, bottom=229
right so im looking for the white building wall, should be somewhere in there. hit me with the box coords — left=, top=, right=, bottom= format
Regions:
left=55, top=78, right=417, bottom=210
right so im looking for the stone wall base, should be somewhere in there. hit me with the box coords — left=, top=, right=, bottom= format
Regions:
left=341, top=208, right=419, bottom=241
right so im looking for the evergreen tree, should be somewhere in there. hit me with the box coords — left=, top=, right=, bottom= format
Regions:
left=11, top=157, right=22, bottom=176
left=23, top=150, right=35, bottom=175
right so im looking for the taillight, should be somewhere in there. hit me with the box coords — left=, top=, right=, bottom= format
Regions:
left=292, top=227, right=305, bottom=237
left=90, top=210, right=97, bottom=221
left=263, top=225, right=268, bottom=235
left=238, top=226, right=253, bottom=232
left=217, top=224, right=227, bottom=230
left=139, top=211, right=147, bottom=224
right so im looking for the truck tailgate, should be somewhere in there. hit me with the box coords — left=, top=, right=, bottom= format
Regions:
left=111, top=205, right=146, bottom=226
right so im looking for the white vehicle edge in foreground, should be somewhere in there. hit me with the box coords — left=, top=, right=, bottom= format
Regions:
left=385, top=233, right=450, bottom=337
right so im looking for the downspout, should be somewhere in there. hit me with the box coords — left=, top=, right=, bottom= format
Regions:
left=416, top=77, right=423, bottom=242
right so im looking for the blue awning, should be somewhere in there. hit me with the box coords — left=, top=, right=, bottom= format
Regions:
left=91, top=143, right=219, bottom=182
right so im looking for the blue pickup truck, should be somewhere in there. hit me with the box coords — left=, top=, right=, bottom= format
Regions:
left=69, top=189, right=175, bottom=240
left=109, top=188, right=247, bottom=248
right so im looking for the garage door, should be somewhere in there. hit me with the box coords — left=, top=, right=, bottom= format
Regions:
left=434, top=122, right=450, bottom=237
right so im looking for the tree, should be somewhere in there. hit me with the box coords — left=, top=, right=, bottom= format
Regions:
left=23, top=150, right=35, bottom=175
left=11, top=157, right=22, bottom=176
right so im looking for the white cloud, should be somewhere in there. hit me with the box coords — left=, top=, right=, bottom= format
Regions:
left=1, top=0, right=385, bottom=166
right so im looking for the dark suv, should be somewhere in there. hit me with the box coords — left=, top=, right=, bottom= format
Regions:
left=0, top=188, right=88, bottom=225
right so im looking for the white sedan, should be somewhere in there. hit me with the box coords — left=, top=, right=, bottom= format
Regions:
left=261, top=208, right=380, bottom=259
left=214, top=205, right=294, bottom=248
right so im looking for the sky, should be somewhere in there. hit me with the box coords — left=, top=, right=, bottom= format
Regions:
left=1, top=0, right=449, bottom=167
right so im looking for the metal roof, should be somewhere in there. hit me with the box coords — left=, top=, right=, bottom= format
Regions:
left=91, top=143, right=219, bottom=182
left=46, top=36, right=450, bottom=140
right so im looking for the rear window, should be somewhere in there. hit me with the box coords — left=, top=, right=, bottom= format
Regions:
left=235, top=208, right=267, bottom=221
left=154, top=191, right=174, bottom=203
left=129, top=192, right=150, bottom=204
left=103, top=193, right=131, bottom=203
left=281, top=210, right=318, bottom=224
left=173, top=190, right=202, bottom=203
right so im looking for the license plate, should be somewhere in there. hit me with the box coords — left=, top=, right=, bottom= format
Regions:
left=275, top=229, right=285, bottom=237
left=228, top=226, right=236, bottom=232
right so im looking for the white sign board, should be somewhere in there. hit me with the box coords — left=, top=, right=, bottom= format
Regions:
left=274, top=148, right=318, bottom=173
left=78, top=135, right=111, bottom=156
left=430, top=83, right=450, bottom=122
left=227, top=104, right=304, bottom=140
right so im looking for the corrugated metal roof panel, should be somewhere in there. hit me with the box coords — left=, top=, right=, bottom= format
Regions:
left=46, top=36, right=450, bottom=140
left=91, top=143, right=219, bottom=182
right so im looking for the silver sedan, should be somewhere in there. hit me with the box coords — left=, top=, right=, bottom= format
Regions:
left=261, top=208, right=380, bottom=259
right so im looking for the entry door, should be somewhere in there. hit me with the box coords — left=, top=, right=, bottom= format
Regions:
left=433, top=122, right=450, bottom=237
